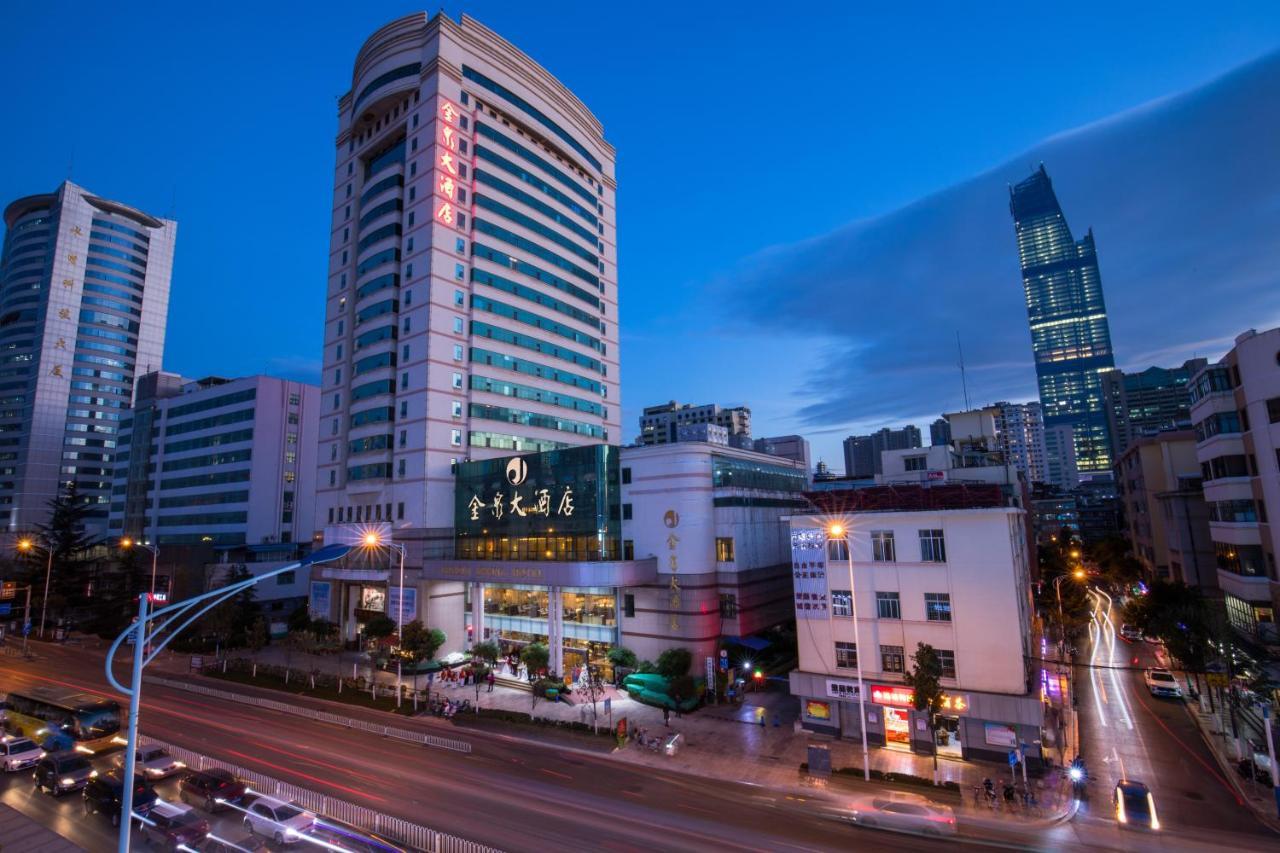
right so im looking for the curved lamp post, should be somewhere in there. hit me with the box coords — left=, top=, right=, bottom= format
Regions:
left=104, top=543, right=351, bottom=853
left=827, top=522, right=871, bottom=782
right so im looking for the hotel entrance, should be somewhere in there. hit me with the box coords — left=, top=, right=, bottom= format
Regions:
left=884, top=706, right=911, bottom=748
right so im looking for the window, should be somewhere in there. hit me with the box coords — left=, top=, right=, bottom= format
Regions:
left=452, top=372, right=463, bottom=389
left=284, top=471, right=296, bottom=483
left=453, top=317, right=464, bottom=334
left=925, top=593, right=952, bottom=622
left=456, top=237, right=466, bottom=253
left=277, top=571, right=296, bottom=585
left=329, top=470, right=336, bottom=486
left=918, top=529, right=946, bottom=562
left=623, top=594, right=635, bottom=618
left=399, top=401, right=408, bottom=418
left=1268, top=397, right=1280, bottom=424
left=936, top=649, right=956, bottom=679
left=871, top=530, right=895, bottom=562
left=451, top=400, right=462, bottom=418
left=876, top=591, right=900, bottom=619
left=835, top=642, right=858, bottom=669
left=623, top=540, right=634, bottom=560
left=455, top=263, right=465, bottom=280
left=827, top=538, right=849, bottom=561
left=621, top=467, right=632, bottom=485
left=289, top=393, right=300, bottom=406
left=403, top=345, right=410, bottom=360
left=715, top=537, right=735, bottom=562
left=450, top=429, right=462, bottom=446
left=881, top=645, right=904, bottom=673
left=400, top=372, right=409, bottom=390
left=453, top=344, right=464, bottom=361
left=622, top=503, right=633, bottom=520
left=831, top=590, right=852, bottom=618
left=404, top=290, right=412, bottom=306
left=454, top=289, right=465, bottom=307
left=332, top=393, right=341, bottom=410
left=904, top=455, right=927, bottom=472
left=398, top=459, right=406, bottom=477
left=397, top=502, right=405, bottom=520
left=719, top=594, right=738, bottom=618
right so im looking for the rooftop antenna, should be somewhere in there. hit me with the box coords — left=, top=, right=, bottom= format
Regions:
left=956, top=332, right=971, bottom=411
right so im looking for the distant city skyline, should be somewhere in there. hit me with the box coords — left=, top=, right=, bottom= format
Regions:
left=3, top=3, right=1278, bottom=473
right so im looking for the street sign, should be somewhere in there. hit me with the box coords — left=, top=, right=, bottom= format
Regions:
left=1008, top=750, right=1018, bottom=767
left=604, top=698, right=611, bottom=714
left=0, top=603, right=10, bottom=617
left=22, top=620, right=31, bottom=637
left=0, top=581, right=14, bottom=600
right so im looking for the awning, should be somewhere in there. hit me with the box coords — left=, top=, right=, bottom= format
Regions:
left=724, top=635, right=772, bottom=652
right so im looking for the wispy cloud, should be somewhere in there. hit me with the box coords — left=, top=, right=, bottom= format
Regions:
left=712, top=50, right=1280, bottom=437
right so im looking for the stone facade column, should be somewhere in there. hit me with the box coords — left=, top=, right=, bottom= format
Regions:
left=471, top=581, right=485, bottom=648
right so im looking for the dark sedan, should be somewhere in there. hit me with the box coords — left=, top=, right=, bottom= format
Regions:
left=180, top=767, right=246, bottom=812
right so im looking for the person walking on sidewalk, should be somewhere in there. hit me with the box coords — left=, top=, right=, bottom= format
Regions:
left=663, top=706, right=671, bottom=727
left=486, top=670, right=495, bottom=692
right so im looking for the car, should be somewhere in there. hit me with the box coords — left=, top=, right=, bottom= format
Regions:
left=198, top=834, right=267, bottom=852
left=82, top=770, right=158, bottom=828
left=1119, top=624, right=1141, bottom=641
left=0, top=734, right=44, bottom=771
left=1114, top=779, right=1160, bottom=830
left=1237, top=757, right=1273, bottom=785
left=136, top=798, right=211, bottom=850
left=300, top=820, right=410, bottom=852
left=112, top=744, right=185, bottom=779
left=847, top=791, right=957, bottom=837
left=242, top=794, right=315, bottom=845
left=33, top=751, right=96, bottom=795
left=180, top=767, right=246, bottom=811
left=1143, top=668, right=1182, bottom=698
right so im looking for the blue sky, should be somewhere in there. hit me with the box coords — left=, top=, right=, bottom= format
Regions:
left=4, top=1, right=1279, bottom=471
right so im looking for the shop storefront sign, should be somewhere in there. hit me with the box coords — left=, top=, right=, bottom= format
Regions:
left=360, top=586, right=386, bottom=611
left=805, top=700, right=832, bottom=721
left=985, top=723, right=1018, bottom=748
left=870, top=684, right=969, bottom=712
left=386, top=587, right=417, bottom=627
left=825, top=679, right=861, bottom=701
left=308, top=581, right=331, bottom=620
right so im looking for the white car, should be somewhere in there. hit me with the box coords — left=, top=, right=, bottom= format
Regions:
left=848, top=791, right=957, bottom=836
left=0, top=735, right=44, bottom=771
left=112, top=744, right=185, bottom=779
left=1144, top=669, right=1182, bottom=698
left=1120, top=624, right=1142, bottom=641
left=242, top=794, right=315, bottom=845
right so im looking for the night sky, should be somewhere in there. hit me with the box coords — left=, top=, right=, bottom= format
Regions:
left=4, top=1, right=1278, bottom=471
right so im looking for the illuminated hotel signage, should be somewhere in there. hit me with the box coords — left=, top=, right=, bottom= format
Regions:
left=434, top=98, right=465, bottom=228
left=870, top=684, right=969, bottom=712
left=453, top=445, right=620, bottom=540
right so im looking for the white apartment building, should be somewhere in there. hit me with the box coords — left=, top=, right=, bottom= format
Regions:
left=619, top=441, right=808, bottom=663
left=992, top=401, right=1048, bottom=484
left=1188, top=328, right=1280, bottom=641
left=109, top=373, right=319, bottom=547
left=0, top=182, right=175, bottom=534
left=314, top=13, right=618, bottom=653
left=788, top=486, right=1044, bottom=765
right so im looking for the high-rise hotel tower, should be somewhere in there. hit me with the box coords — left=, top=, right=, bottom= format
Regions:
left=315, top=13, right=619, bottom=638
left=0, top=182, right=175, bottom=533
left=1009, top=165, right=1115, bottom=479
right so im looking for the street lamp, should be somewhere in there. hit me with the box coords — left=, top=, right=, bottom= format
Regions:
left=16, top=537, right=53, bottom=639
left=119, top=538, right=160, bottom=602
left=362, top=531, right=407, bottom=707
left=827, top=521, right=871, bottom=782
left=105, top=543, right=351, bottom=853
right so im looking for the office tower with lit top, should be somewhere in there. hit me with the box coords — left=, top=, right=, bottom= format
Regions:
left=314, top=14, right=619, bottom=646
left=0, top=182, right=175, bottom=534
left=1009, top=165, right=1115, bottom=479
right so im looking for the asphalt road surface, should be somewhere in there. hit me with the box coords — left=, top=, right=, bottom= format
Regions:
left=0, top=642, right=986, bottom=852
left=1063, top=587, right=1278, bottom=850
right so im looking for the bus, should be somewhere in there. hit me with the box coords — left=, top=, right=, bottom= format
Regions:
left=3, top=687, right=122, bottom=754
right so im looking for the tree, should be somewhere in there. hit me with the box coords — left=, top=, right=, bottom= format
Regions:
left=903, top=643, right=946, bottom=781
left=363, top=614, right=396, bottom=642
left=31, top=482, right=99, bottom=625
left=520, top=642, right=550, bottom=680
left=287, top=605, right=312, bottom=635
left=656, top=647, right=692, bottom=680
left=1087, top=535, right=1143, bottom=589
left=1123, top=580, right=1213, bottom=695
left=607, top=646, right=638, bottom=679
left=470, top=640, right=500, bottom=667
left=399, top=620, right=445, bottom=695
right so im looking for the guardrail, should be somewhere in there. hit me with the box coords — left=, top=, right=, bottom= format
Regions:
left=140, top=734, right=497, bottom=853
left=143, top=675, right=472, bottom=754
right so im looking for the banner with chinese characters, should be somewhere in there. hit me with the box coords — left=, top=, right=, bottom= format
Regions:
left=433, top=97, right=467, bottom=230
left=791, top=529, right=828, bottom=619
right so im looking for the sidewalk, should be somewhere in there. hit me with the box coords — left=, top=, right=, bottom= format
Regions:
left=166, top=645, right=1072, bottom=829
left=1155, top=647, right=1280, bottom=832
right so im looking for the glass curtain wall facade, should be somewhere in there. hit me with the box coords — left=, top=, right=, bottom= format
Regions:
left=0, top=182, right=175, bottom=533
left=1009, top=165, right=1115, bottom=477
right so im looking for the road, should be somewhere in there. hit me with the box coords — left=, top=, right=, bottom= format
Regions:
left=0, top=642, right=984, bottom=852
left=1063, top=586, right=1277, bottom=849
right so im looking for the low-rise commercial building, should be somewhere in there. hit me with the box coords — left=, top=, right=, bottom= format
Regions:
left=787, top=485, right=1044, bottom=766
left=1189, top=328, right=1280, bottom=641
left=639, top=401, right=751, bottom=447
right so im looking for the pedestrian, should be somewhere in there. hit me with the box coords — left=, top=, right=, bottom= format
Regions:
left=663, top=706, right=670, bottom=726
left=486, top=670, right=495, bottom=692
